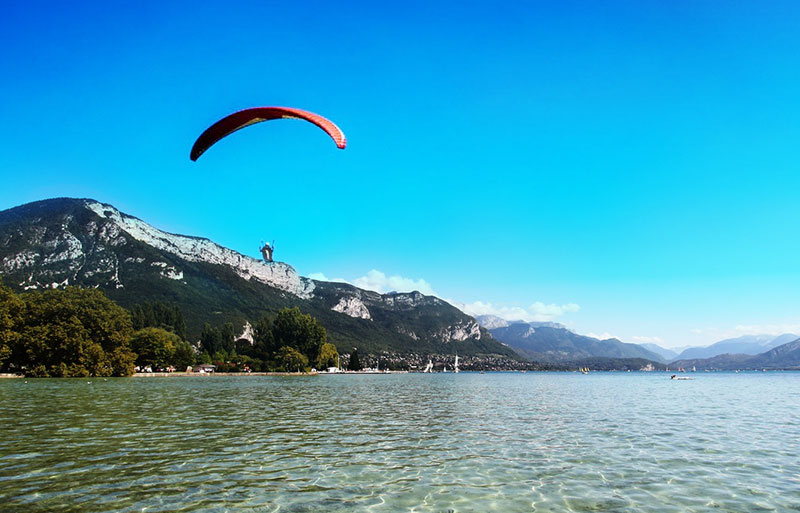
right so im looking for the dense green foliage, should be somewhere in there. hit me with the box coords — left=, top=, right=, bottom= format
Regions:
left=130, top=301, right=186, bottom=339
left=232, top=307, right=331, bottom=372
left=317, top=342, right=339, bottom=369
left=128, top=305, right=334, bottom=373
left=271, top=307, right=327, bottom=365
left=200, top=322, right=235, bottom=356
left=130, top=327, right=195, bottom=371
left=0, top=278, right=334, bottom=375
left=0, top=281, right=136, bottom=377
left=277, top=346, right=308, bottom=372
left=0, top=281, right=25, bottom=368
left=0, top=279, right=24, bottom=368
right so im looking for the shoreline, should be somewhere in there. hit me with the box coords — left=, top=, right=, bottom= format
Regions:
left=132, top=371, right=318, bottom=377
left=4, top=369, right=798, bottom=379
left=0, top=372, right=319, bottom=378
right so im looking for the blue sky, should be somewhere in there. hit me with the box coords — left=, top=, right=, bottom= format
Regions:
left=2, top=1, right=800, bottom=348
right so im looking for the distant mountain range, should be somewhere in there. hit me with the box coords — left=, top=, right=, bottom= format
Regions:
left=637, top=343, right=679, bottom=362
left=671, top=338, right=800, bottom=370
left=0, top=198, right=517, bottom=359
left=475, top=315, right=566, bottom=330
left=476, top=318, right=664, bottom=363
left=636, top=333, right=800, bottom=366
left=672, top=333, right=798, bottom=360
left=475, top=315, right=800, bottom=369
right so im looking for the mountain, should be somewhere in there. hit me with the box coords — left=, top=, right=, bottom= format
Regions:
left=480, top=320, right=664, bottom=362
left=674, top=333, right=798, bottom=361
left=474, top=315, right=510, bottom=329
left=0, top=198, right=517, bottom=359
left=669, top=353, right=754, bottom=371
left=474, top=315, right=566, bottom=330
left=670, top=337, right=800, bottom=370
left=638, top=343, right=679, bottom=361
left=749, top=338, right=800, bottom=368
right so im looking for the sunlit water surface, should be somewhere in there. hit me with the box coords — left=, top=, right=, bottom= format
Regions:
left=1, top=372, right=799, bottom=512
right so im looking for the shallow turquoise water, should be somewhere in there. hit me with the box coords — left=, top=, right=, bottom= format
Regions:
left=1, top=372, right=799, bottom=512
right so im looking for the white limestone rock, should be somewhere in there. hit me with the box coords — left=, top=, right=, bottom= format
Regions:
left=435, top=321, right=481, bottom=342
left=332, top=296, right=372, bottom=320
left=85, top=200, right=314, bottom=299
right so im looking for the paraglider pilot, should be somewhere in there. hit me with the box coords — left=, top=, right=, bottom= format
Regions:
left=260, top=241, right=274, bottom=263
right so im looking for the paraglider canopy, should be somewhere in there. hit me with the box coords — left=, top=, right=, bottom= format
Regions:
left=190, top=106, right=346, bottom=161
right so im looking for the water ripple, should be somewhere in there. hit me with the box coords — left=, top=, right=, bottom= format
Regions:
left=1, top=373, right=799, bottom=512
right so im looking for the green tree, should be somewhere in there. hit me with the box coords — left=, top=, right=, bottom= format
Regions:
left=130, top=303, right=153, bottom=331
left=130, top=327, right=181, bottom=369
left=173, top=309, right=187, bottom=340
left=108, top=346, right=137, bottom=376
left=252, top=315, right=277, bottom=361
left=347, top=348, right=362, bottom=371
left=173, top=340, right=196, bottom=371
left=271, top=307, right=327, bottom=365
left=200, top=323, right=223, bottom=355
left=211, top=350, right=228, bottom=364
left=317, top=342, right=339, bottom=369
left=17, top=287, right=134, bottom=377
left=219, top=322, right=235, bottom=353
left=130, top=301, right=187, bottom=340
left=0, top=279, right=23, bottom=370
left=277, top=345, right=308, bottom=372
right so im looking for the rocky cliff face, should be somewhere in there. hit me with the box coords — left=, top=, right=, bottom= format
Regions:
left=0, top=198, right=516, bottom=358
left=82, top=201, right=316, bottom=298
left=1, top=198, right=313, bottom=296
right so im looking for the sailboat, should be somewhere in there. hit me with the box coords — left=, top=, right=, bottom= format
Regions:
left=423, top=360, right=433, bottom=373
left=454, top=355, right=460, bottom=374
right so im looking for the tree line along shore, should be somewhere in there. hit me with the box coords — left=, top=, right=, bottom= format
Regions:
left=1, top=278, right=567, bottom=378
left=0, top=278, right=354, bottom=378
